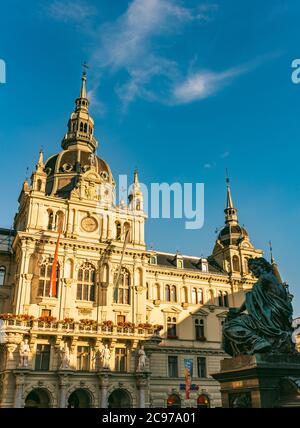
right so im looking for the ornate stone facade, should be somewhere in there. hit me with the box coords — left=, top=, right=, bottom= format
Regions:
left=0, top=73, right=266, bottom=408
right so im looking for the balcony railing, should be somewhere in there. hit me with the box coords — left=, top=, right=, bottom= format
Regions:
left=0, top=319, right=161, bottom=339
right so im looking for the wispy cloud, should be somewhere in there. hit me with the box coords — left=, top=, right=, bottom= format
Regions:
left=172, top=65, right=250, bottom=104
left=90, top=0, right=218, bottom=109
left=46, top=0, right=264, bottom=110
left=48, top=0, right=97, bottom=24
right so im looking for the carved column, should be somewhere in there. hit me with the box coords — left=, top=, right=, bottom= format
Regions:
left=136, top=373, right=148, bottom=409
left=14, top=373, right=25, bottom=408
left=59, top=374, right=69, bottom=408
left=98, top=371, right=111, bottom=408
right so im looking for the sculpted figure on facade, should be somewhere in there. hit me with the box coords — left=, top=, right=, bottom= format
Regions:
left=101, top=344, right=111, bottom=370
left=59, top=341, right=71, bottom=370
left=136, top=346, right=147, bottom=372
left=19, top=339, right=30, bottom=368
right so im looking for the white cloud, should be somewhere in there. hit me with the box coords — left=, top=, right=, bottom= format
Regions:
left=48, top=0, right=97, bottom=23
left=91, top=0, right=218, bottom=109
left=221, top=151, right=230, bottom=159
left=172, top=67, right=247, bottom=104
left=204, top=163, right=213, bottom=169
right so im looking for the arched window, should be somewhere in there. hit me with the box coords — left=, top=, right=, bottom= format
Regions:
left=84, top=123, right=88, bottom=133
left=55, top=211, right=64, bottom=232
left=146, top=282, right=149, bottom=299
left=192, top=288, right=197, bottom=304
left=165, top=285, right=171, bottom=302
left=218, top=291, right=224, bottom=307
left=197, top=288, right=203, bottom=304
left=80, top=122, right=84, bottom=132
left=167, top=317, right=177, bottom=338
left=150, top=256, right=157, bottom=265
left=37, top=179, right=42, bottom=192
left=114, top=268, right=130, bottom=304
left=177, top=259, right=183, bottom=269
left=154, top=283, right=160, bottom=300
left=224, top=292, right=229, bottom=307
left=77, top=263, right=96, bottom=302
left=0, top=266, right=6, bottom=286
left=116, top=222, right=121, bottom=240
left=124, top=222, right=131, bottom=242
left=136, top=200, right=141, bottom=211
left=182, top=286, right=188, bottom=304
left=232, top=255, right=240, bottom=272
left=38, top=259, right=59, bottom=297
left=170, top=285, right=177, bottom=302
left=195, top=319, right=205, bottom=340
left=48, top=211, right=54, bottom=230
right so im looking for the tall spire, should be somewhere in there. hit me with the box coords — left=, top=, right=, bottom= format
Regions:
left=269, top=241, right=283, bottom=283
left=224, top=171, right=238, bottom=225
left=61, top=66, right=98, bottom=152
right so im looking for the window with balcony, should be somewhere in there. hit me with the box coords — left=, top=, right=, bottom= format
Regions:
left=114, top=268, right=130, bottom=304
left=77, top=263, right=96, bottom=302
left=35, top=344, right=50, bottom=371
left=38, top=259, right=59, bottom=297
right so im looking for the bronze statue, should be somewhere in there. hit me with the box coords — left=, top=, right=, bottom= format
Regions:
left=223, top=257, right=295, bottom=356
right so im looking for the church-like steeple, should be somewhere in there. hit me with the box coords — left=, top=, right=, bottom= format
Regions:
left=224, top=176, right=238, bottom=225
left=128, top=169, right=144, bottom=211
left=61, top=67, right=98, bottom=153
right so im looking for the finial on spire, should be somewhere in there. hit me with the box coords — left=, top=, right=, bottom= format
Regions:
left=80, top=62, right=89, bottom=99
left=134, top=168, right=139, bottom=184
left=36, top=149, right=44, bottom=170
left=224, top=169, right=238, bottom=224
left=269, top=241, right=275, bottom=264
left=226, top=169, right=234, bottom=210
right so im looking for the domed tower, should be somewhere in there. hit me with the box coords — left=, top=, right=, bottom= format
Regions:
left=212, top=178, right=263, bottom=276
left=43, top=71, right=115, bottom=200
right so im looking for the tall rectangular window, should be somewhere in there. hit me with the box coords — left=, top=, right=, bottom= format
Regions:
left=35, top=344, right=50, bottom=371
left=77, top=346, right=90, bottom=371
left=115, top=348, right=127, bottom=372
left=168, top=356, right=178, bottom=378
left=197, top=357, right=207, bottom=378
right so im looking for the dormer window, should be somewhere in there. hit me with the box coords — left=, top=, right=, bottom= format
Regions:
left=177, top=259, right=183, bottom=269
left=150, top=256, right=157, bottom=265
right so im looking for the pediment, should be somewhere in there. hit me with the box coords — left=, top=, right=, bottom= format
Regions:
left=161, top=306, right=182, bottom=314
left=189, top=308, right=209, bottom=317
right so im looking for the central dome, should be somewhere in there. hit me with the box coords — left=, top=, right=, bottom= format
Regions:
left=44, top=148, right=114, bottom=198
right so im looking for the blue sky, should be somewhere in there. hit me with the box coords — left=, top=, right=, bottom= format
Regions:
left=0, top=0, right=300, bottom=312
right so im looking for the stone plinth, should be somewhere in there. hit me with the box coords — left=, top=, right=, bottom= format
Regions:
left=212, top=353, right=300, bottom=408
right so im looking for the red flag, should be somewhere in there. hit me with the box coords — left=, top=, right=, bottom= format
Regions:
left=49, top=213, right=64, bottom=298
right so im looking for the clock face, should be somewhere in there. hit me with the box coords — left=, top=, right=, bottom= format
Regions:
left=81, top=216, right=98, bottom=233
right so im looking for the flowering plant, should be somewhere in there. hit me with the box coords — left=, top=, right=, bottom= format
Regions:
left=38, top=316, right=56, bottom=323
left=102, top=320, right=113, bottom=327
left=79, top=319, right=97, bottom=326
left=118, top=321, right=135, bottom=328
left=138, top=323, right=152, bottom=329
left=63, top=318, right=74, bottom=324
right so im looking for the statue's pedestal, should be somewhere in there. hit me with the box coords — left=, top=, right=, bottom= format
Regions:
left=212, top=353, right=300, bottom=408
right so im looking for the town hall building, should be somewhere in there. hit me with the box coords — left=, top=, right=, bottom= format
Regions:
left=0, top=72, right=267, bottom=408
